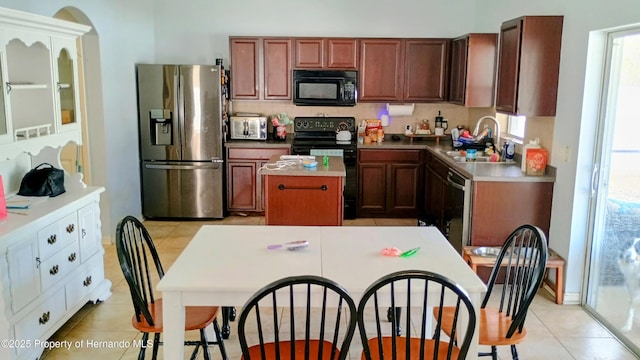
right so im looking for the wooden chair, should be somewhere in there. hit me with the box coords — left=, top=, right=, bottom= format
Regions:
left=115, top=216, right=228, bottom=360
left=435, top=224, right=548, bottom=360
left=358, top=270, right=476, bottom=360
left=237, top=275, right=358, bottom=360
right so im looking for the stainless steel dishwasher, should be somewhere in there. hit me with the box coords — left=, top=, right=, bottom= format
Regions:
left=447, top=168, right=472, bottom=254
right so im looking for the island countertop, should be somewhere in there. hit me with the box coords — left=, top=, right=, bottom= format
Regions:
left=259, top=155, right=346, bottom=177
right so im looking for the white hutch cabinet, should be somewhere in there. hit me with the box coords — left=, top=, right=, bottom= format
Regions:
left=0, top=7, right=87, bottom=159
left=0, top=7, right=111, bottom=360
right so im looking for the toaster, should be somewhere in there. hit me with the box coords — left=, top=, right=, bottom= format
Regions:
left=230, top=116, right=267, bottom=140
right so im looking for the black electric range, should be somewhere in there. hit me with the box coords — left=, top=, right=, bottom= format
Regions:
left=291, top=117, right=357, bottom=219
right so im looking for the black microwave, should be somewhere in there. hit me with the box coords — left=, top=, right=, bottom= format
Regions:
left=293, top=70, right=358, bottom=106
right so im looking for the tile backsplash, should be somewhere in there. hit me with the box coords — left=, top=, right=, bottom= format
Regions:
left=231, top=100, right=488, bottom=134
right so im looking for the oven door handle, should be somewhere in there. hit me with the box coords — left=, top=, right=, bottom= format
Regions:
left=447, top=172, right=466, bottom=191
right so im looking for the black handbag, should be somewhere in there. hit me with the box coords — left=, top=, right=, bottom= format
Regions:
left=17, top=163, right=66, bottom=197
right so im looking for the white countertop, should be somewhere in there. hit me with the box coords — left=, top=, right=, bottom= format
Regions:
left=259, top=155, right=346, bottom=177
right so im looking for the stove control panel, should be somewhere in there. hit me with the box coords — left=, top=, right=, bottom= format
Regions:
left=294, top=117, right=355, bottom=133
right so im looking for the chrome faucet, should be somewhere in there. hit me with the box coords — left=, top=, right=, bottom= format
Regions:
left=472, top=116, right=501, bottom=147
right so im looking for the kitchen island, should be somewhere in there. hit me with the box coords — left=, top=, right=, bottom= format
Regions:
left=260, top=155, right=346, bottom=225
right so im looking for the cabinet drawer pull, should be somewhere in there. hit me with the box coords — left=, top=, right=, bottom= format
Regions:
left=39, top=311, right=50, bottom=325
left=82, top=229, right=87, bottom=238
left=83, top=276, right=93, bottom=287
left=278, top=184, right=328, bottom=191
left=49, top=265, right=59, bottom=275
left=68, top=252, right=77, bottom=262
left=66, top=224, right=75, bottom=233
left=47, top=235, right=57, bottom=245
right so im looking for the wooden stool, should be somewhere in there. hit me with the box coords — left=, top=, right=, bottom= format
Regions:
left=463, top=246, right=565, bottom=304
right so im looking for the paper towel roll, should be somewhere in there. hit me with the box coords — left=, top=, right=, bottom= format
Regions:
left=386, top=103, right=415, bottom=116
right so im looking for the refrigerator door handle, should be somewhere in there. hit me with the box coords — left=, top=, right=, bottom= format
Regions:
left=144, top=162, right=223, bottom=170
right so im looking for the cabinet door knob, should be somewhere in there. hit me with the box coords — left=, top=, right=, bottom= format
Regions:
left=39, top=311, right=51, bottom=325
left=66, top=224, right=75, bottom=233
left=82, top=229, right=87, bottom=238
left=83, top=276, right=93, bottom=287
left=68, top=252, right=77, bottom=262
left=49, top=265, right=59, bottom=275
left=47, top=234, right=57, bottom=244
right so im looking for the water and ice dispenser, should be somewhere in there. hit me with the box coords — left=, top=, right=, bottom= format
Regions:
left=149, top=109, right=172, bottom=145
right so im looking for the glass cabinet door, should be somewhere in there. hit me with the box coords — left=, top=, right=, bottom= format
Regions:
left=5, top=35, right=54, bottom=140
left=52, top=37, right=79, bottom=132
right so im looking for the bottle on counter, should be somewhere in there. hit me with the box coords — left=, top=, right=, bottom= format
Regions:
left=503, top=141, right=515, bottom=162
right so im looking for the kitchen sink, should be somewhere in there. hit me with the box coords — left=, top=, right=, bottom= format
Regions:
left=441, top=150, right=509, bottom=164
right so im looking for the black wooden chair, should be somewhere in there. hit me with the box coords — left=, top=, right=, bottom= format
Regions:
left=115, top=216, right=228, bottom=360
left=357, top=270, right=476, bottom=360
left=435, top=224, right=548, bottom=360
left=237, top=275, right=358, bottom=360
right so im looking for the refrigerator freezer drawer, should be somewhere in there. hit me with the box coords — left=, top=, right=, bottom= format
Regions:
left=141, top=162, right=224, bottom=219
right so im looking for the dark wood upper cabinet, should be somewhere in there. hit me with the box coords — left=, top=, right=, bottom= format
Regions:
left=294, top=38, right=324, bottom=68
left=230, top=38, right=259, bottom=99
left=448, top=34, right=498, bottom=107
left=326, top=38, right=358, bottom=69
left=230, top=37, right=291, bottom=100
left=359, top=39, right=405, bottom=102
left=404, top=39, right=449, bottom=102
left=263, top=38, right=292, bottom=100
left=294, top=38, right=358, bottom=69
left=495, top=16, right=563, bottom=116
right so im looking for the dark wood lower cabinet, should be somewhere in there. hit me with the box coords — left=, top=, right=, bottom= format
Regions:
left=226, top=147, right=290, bottom=213
left=470, top=181, right=554, bottom=246
left=357, top=149, right=423, bottom=218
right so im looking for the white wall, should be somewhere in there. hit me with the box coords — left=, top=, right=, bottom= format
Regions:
left=2, top=0, right=640, bottom=300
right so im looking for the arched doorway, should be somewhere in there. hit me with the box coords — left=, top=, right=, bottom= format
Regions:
left=53, top=7, right=105, bottom=188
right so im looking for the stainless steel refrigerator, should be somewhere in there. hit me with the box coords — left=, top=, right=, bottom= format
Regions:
left=136, top=64, right=226, bottom=218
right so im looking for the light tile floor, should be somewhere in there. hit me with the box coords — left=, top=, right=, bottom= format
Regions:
left=40, top=216, right=638, bottom=359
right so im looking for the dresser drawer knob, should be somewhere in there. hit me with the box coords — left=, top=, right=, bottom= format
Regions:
left=49, top=265, right=59, bottom=275
left=68, top=252, right=77, bottom=262
left=66, top=224, right=75, bottom=233
left=47, top=235, right=57, bottom=245
left=39, top=311, right=50, bottom=325
left=83, top=276, right=93, bottom=287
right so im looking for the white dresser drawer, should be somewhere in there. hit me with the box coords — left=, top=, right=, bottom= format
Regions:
left=39, top=243, right=80, bottom=291
left=37, top=212, right=78, bottom=260
left=13, top=288, right=66, bottom=356
left=66, top=263, right=105, bottom=308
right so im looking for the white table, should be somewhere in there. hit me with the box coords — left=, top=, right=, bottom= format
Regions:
left=157, top=225, right=487, bottom=359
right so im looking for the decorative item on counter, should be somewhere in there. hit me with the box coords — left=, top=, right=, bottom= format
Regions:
left=521, top=138, right=541, bottom=172
left=271, top=113, right=291, bottom=141
left=526, top=148, right=548, bottom=175
left=404, top=124, right=413, bottom=136
left=415, top=119, right=431, bottom=135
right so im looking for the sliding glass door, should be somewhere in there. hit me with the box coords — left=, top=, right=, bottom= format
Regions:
left=584, top=29, right=640, bottom=354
